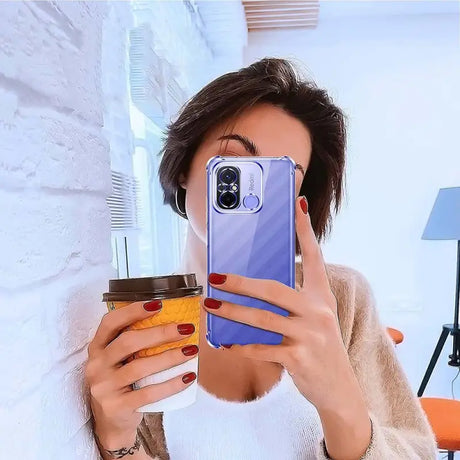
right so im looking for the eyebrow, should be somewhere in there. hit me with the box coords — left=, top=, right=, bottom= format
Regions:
left=217, top=133, right=306, bottom=176
left=218, top=134, right=260, bottom=155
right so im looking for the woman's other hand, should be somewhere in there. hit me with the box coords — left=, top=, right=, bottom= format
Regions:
left=84, top=300, right=198, bottom=448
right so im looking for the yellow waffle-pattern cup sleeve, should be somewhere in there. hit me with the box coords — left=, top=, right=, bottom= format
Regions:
left=105, top=295, right=201, bottom=360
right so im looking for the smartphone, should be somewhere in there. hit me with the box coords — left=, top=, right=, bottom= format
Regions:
left=206, top=155, right=296, bottom=349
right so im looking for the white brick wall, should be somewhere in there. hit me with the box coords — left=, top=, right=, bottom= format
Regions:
left=0, top=2, right=132, bottom=458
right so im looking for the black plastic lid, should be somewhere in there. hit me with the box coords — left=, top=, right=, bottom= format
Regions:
left=102, top=273, right=203, bottom=302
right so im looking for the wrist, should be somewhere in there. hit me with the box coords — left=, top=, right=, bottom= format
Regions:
left=316, top=358, right=363, bottom=414
left=94, top=427, right=139, bottom=451
left=317, top=397, right=372, bottom=460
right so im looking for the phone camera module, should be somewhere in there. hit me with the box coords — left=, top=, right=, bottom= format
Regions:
left=218, top=191, right=238, bottom=208
left=216, top=166, right=240, bottom=210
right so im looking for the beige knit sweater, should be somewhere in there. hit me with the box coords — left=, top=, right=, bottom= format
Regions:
left=136, top=263, right=438, bottom=459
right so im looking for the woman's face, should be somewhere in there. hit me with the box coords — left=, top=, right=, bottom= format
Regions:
left=179, top=102, right=313, bottom=244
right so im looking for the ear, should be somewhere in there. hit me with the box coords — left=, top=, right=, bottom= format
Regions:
left=178, top=172, right=187, bottom=189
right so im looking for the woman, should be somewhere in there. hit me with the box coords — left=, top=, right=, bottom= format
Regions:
left=86, top=58, right=437, bottom=460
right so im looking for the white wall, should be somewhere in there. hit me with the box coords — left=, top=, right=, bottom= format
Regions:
left=0, top=1, right=129, bottom=458
left=0, top=1, right=229, bottom=458
left=244, top=5, right=460, bottom=399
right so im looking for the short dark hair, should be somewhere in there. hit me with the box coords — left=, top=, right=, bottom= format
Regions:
left=158, top=57, right=347, bottom=252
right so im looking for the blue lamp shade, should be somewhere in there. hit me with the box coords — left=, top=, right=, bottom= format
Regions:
left=422, top=186, right=460, bottom=240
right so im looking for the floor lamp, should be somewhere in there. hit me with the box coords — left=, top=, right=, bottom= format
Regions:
left=418, top=186, right=460, bottom=397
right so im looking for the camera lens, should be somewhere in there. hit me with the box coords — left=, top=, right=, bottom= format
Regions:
left=219, top=167, right=237, bottom=184
left=218, top=191, right=237, bottom=208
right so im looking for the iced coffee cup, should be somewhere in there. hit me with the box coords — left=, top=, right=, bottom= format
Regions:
left=102, top=274, right=202, bottom=413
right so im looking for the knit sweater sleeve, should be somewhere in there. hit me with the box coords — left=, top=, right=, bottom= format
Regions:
left=316, top=267, right=438, bottom=460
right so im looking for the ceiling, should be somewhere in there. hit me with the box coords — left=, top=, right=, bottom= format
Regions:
left=242, top=0, right=319, bottom=31
left=193, top=0, right=458, bottom=55
left=319, top=1, right=459, bottom=18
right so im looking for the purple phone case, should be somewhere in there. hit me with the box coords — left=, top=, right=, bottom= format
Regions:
left=206, top=155, right=296, bottom=348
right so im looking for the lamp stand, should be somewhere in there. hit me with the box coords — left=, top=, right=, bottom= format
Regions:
left=418, top=240, right=460, bottom=397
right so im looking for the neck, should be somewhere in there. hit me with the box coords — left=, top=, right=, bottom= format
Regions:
left=175, top=222, right=211, bottom=351
left=176, top=222, right=208, bottom=296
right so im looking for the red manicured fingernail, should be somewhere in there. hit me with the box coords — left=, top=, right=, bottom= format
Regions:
left=221, top=344, right=232, bottom=349
left=300, top=196, right=308, bottom=214
left=209, top=272, right=227, bottom=284
left=204, top=297, right=222, bottom=309
left=177, top=323, right=195, bottom=335
left=182, top=345, right=199, bottom=356
left=182, top=372, right=197, bottom=384
left=143, top=299, right=162, bottom=311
